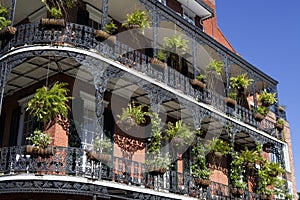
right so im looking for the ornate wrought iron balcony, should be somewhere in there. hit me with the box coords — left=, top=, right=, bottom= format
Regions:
left=0, top=22, right=283, bottom=141
left=0, top=145, right=264, bottom=199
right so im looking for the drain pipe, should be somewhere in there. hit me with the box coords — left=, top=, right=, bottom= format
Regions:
left=199, top=13, right=213, bottom=32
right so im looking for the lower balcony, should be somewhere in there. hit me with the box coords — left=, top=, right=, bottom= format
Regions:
left=0, top=145, right=267, bottom=199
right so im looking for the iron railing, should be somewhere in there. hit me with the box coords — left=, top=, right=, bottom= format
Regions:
left=0, top=145, right=263, bottom=199
left=0, top=22, right=283, bottom=140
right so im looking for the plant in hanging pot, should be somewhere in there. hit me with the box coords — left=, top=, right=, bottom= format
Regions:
left=165, top=120, right=194, bottom=154
left=40, top=0, right=77, bottom=28
left=86, top=137, right=112, bottom=163
left=26, top=129, right=53, bottom=155
left=146, top=112, right=171, bottom=175
left=252, top=106, right=269, bottom=122
left=225, top=91, right=237, bottom=106
left=239, top=147, right=258, bottom=169
left=163, top=34, right=189, bottom=56
left=94, top=21, right=118, bottom=44
left=229, top=73, right=253, bottom=92
left=192, top=136, right=211, bottom=188
left=230, top=152, right=247, bottom=196
left=190, top=73, right=206, bottom=89
left=117, top=101, right=149, bottom=130
left=275, top=118, right=285, bottom=131
left=205, top=59, right=223, bottom=90
left=122, top=9, right=150, bottom=33
left=0, top=3, right=17, bottom=40
left=150, top=50, right=167, bottom=70
left=278, top=105, right=286, bottom=112
left=210, top=138, right=231, bottom=158
left=258, top=89, right=277, bottom=107
left=26, top=81, right=72, bottom=146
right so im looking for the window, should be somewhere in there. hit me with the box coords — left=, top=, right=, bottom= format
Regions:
left=17, top=94, right=37, bottom=146
left=80, top=91, right=110, bottom=149
left=283, top=144, right=291, bottom=172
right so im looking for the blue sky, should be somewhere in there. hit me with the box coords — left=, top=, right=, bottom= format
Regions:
left=216, top=0, right=300, bottom=192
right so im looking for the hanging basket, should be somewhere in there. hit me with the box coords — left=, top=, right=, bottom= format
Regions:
left=275, top=123, right=284, bottom=131
left=150, top=58, right=167, bottom=70
left=0, top=26, right=17, bottom=40
left=225, top=97, right=237, bottom=106
left=262, top=100, right=271, bottom=107
left=26, top=145, right=53, bottom=156
left=86, top=150, right=111, bottom=163
left=94, top=30, right=116, bottom=44
left=190, top=79, right=206, bottom=89
left=40, top=18, right=66, bottom=29
left=200, top=179, right=210, bottom=187
left=147, top=166, right=167, bottom=176
left=253, top=113, right=265, bottom=122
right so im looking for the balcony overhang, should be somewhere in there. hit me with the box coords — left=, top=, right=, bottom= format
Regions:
left=177, top=0, right=213, bottom=18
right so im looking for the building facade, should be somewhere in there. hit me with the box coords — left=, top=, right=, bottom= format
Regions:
left=0, top=0, right=296, bottom=199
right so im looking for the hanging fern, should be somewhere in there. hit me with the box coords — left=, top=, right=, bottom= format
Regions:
left=26, top=81, right=72, bottom=125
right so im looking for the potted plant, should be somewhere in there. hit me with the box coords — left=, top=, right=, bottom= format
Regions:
left=253, top=106, right=269, bottom=122
left=275, top=118, right=285, bottom=130
left=192, top=135, right=211, bottom=187
left=258, top=89, right=277, bottom=107
left=117, top=101, right=149, bottom=130
left=278, top=105, right=286, bottom=112
left=26, top=81, right=72, bottom=147
left=150, top=50, right=167, bottom=70
left=225, top=91, right=237, bottom=106
left=26, top=129, right=53, bottom=155
left=190, top=73, right=206, bottom=89
left=122, top=9, right=150, bottom=33
left=40, top=0, right=77, bottom=28
left=210, top=138, right=231, bottom=158
left=165, top=120, right=194, bottom=153
left=86, top=137, right=112, bottom=163
left=229, top=73, right=253, bottom=92
left=240, top=147, right=258, bottom=169
left=205, top=59, right=223, bottom=90
left=0, top=3, right=16, bottom=40
left=230, top=152, right=247, bottom=196
left=95, top=21, right=118, bottom=44
left=146, top=112, right=171, bottom=175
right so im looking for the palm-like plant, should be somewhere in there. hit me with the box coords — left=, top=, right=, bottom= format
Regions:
left=26, top=81, right=72, bottom=129
left=117, top=102, right=149, bottom=129
left=122, top=9, right=150, bottom=32
left=259, top=89, right=277, bottom=106
left=165, top=120, right=194, bottom=149
left=41, top=0, right=77, bottom=19
left=0, top=4, right=11, bottom=30
left=162, top=34, right=189, bottom=55
left=230, top=73, right=253, bottom=91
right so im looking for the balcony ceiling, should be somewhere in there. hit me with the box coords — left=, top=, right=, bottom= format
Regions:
left=177, top=0, right=212, bottom=18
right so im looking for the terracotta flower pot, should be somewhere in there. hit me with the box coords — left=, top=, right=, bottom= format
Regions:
left=225, top=97, right=237, bottom=106
left=275, top=123, right=284, bottom=131
left=254, top=113, right=265, bottom=122
left=26, top=145, right=53, bottom=156
left=40, top=18, right=66, bottom=28
left=0, top=26, right=17, bottom=40
left=147, top=166, right=167, bottom=176
left=190, top=79, right=206, bottom=89
left=94, top=30, right=116, bottom=44
left=86, top=151, right=111, bottom=163
left=150, top=58, right=167, bottom=70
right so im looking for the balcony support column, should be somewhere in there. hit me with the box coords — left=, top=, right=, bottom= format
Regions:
left=9, top=0, right=17, bottom=23
left=150, top=9, right=160, bottom=57
left=0, top=61, right=13, bottom=115
left=101, top=0, right=109, bottom=31
left=192, top=33, right=198, bottom=78
left=223, top=57, right=230, bottom=96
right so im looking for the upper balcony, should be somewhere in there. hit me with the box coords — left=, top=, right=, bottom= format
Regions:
left=0, top=0, right=286, bottom=143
